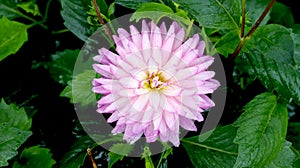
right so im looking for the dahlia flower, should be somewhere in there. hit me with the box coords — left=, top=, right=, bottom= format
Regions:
left=92, top=20, right=220, bottom=147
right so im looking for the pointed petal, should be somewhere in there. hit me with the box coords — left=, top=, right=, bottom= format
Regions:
left=179, top=116, right=197, bottom=131
left=130, top=25, right=142, bottom=49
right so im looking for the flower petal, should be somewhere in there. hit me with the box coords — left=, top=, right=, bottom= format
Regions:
left=179, top=116, right=197, bottom=131
left=163, top=85, right=181, bottom=96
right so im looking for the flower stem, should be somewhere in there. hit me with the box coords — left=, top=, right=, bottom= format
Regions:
left=87, top=148, right=97, bottom=168
left=43, top=0, right=53, bottom=20
left=51, top=29, right=69, bottom=34
left=92, top=0, right=112, bottom=41
left=92, top=0, right=105, bottom=25
left=156, top=149, right=165, bottom=168
left=240, top=0, right=246, bottom=37
left=184, top=19, right=194, bottom=41
left=230, top=0, right=276, bottom=60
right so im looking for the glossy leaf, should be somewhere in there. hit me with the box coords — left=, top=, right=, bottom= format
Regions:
left=215, top=29, right=240, bottom=57
left=0, top=99, right=32, bottom=167
left=237, top=24, right=300, bottom=104
left=13, top=146, right=56, bottom=168
left=264, top=141, right=297, bottom=168
left=115, top=0, right=155, bottom=9
left=0, top=0, right=19, bottom=19
left=233, top=92, right=288, bottom=167
left=246, top=0, right=270, bottom=26
left=61, top=0, right=95, bottom=41
left=270, top=2, right=294, bottom=28
left=60, top=70, right=97, bottom=106
left=0, top=99, right=31, bottom=131
left=48, top=49, right=80, bottom=85
left=291, top=32, right=300, bottom=68
left=0, top=17, right=28, bottom=61
left=181, top=125, right=238, bottom=168
left=174, top=0, right=241, bottom=30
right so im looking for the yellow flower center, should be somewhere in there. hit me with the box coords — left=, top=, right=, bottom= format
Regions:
left=141, top=70, right=169, bottom=90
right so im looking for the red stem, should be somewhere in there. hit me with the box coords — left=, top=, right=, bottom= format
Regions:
left=230, top=0, right=276, bottom=60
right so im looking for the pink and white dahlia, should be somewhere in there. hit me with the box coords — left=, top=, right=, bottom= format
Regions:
left=92, top=20, right=220, bottom=147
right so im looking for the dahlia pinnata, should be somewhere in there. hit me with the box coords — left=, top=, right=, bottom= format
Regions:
left=92, top=20, right=220, bottom=147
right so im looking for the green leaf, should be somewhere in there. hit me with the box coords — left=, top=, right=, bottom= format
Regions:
left=264, top=141, right=297, bottom=168
left=61, top=0, right=96, bottom=41
left=181, top=125, right=238, bottom=168
left=0, top=0, right=19, bottom=19
left=0, top=99, right=32, bottom=131
left=108, top=143, right=134, bottom=168
left=58, top=134, right=121, bottom=168
left=294, top=158, right=300, bottom=168
left=0, top=125, right=32, bottom=167
left=0, top=99, right=32, bottom=167
left=60, top=70, right=97, bottom=106
left=130, top=2, right=191, bottom=26
left=109, top=143, right=133, bottom=156
left=0, top=17, right=28, bottom=61
left=108, top=152, right=124, bottom=168
left=270, top=2, right=294, bottom=28
left=107, top=2, right=115, bottom=18
left=48, top=49, right=80, bottom=85
left=17, top=1, right=41, bottom=16
left=215, top=29, right=240, bottom=57
left=136, top=2, right=173, bottom=13
left=174, top=0, right=241, bottom=30
left=233, top=92, right=288, bottom=167
left=246, top=0, right=270, bottom=26
left=291, top=32, right=300, bottom=68
left=12, top=146, right=56, bottom=168
left=287, top=122, right=300, bottom=151
left=115, top=0, right=155, bottom=9
left=237, top=24, right=300, bottom=104
left=57, top=135, right=95, bottom=168
left=131, top=11, right=191, bottom=27
left=96, top=0, right=109, bottom=17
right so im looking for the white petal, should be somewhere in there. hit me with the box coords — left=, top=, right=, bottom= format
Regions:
left=150, top=21, right=162, bottom=48
left=149, top=91, right=160, bottom=110
left=135, top=88, right=150, bottom=95
left=119, top=77, right=139, bottom=88
left=163, top=85, right=181, bottom=96
left=124, top=52, right=146, bottom=69
left=152, top=49, right=162, bottom=67
left=142, top=106, right=155, bottom=123
left=142, top=20, right=151, bottom=51
left=132, top=93, right=150, bottom=112
left=195, top=71, right=215, bottom=80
